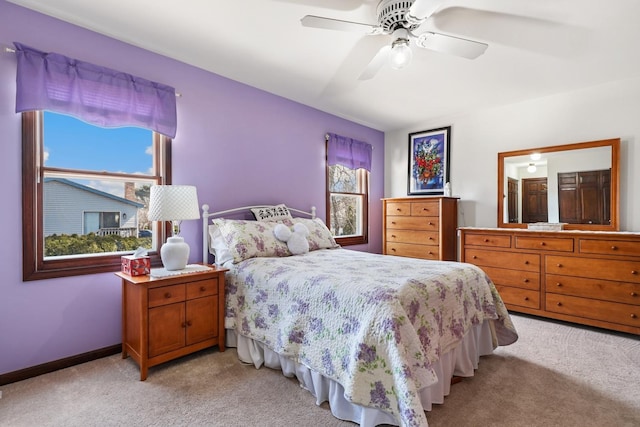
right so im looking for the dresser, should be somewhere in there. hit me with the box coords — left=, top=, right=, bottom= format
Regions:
left=383, top=196, right=458, bottom=261
left=116, top=266, right=228, bottom=380
left=459, top=227, right=640, bottom=335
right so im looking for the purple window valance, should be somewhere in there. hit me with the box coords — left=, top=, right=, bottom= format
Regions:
left=327, top=133, right=372, bottom=172
left=13, top=42, right=177, bottom=138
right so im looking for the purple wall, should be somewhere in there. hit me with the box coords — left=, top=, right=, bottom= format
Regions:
left=0, top=1, right=384, bottom=375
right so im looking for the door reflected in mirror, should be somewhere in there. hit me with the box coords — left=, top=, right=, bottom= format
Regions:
left=498, top=139, right=620, bottom=231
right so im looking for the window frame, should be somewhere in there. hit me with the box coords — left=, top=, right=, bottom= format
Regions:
left=22, top=111, right=172, bottom=281
left=325, top=162, right=369, bottom=247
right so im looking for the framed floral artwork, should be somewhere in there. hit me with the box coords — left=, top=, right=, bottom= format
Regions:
left=408, top=126, right=451, bottom=195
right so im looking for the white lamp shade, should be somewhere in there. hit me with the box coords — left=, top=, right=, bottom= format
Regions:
left=148, top=185, right=200, bottom=221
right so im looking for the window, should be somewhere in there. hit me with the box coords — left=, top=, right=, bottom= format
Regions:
left=22, top=111, right=171, bottom=280
left=327, top=164, right=369, bottom=246
left=325, top=133, right=371, bottom=247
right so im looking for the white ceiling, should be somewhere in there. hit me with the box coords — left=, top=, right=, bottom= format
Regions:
left=7, top=0, right=640, bottom=132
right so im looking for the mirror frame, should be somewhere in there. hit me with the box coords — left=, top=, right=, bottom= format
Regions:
left=498, top=138, right=620, bottom=231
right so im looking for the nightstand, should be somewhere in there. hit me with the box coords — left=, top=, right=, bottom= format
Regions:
left=116, top=265, right=228, bottom=380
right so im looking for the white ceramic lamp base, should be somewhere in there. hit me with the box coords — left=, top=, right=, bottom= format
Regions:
left=160, top=236, right=190, bottom=271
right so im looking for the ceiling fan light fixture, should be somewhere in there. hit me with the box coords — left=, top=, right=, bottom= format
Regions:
left=389, top=38, right=412, bottom=70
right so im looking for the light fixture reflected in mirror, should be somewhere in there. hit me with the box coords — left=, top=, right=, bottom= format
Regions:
left=530, top=153, right=541, bottom=161
left=527, top=163, right=537, bottom=173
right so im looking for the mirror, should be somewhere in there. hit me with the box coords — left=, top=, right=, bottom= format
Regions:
left=498, top=138, right=620, bottom=231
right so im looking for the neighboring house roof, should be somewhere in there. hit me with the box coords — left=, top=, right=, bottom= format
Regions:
left=44, top=178, right=144, bottom=208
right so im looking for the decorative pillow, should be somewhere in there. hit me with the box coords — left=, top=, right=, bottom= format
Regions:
left=251, top=204, right=293, bottom=222
left=212, top=218, right=291, bottom=263
left=282, top=217, right=339, bottom=251
left=208, top=224, right=234, bottom=266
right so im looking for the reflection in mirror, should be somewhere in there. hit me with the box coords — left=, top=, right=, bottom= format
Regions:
left=498, top=139, right=620, bottom=231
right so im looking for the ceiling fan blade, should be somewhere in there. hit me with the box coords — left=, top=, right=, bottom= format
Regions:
left=415, top=32, right=488, bottom=59
left=301, top=15, right=380, bottom=35
left=408, top=0, right=446, bottom=21
left=358, top=45, right=391, bottom=81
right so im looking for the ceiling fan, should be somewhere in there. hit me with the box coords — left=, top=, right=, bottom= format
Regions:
left=301, top=0, right=488, bottom=80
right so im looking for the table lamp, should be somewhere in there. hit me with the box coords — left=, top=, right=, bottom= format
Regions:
left=148, top=185, right=200, bottom=270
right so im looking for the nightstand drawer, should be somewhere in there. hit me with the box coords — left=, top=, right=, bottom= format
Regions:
left=149, top=284, right=186, bottom=308
left=186, top=278, right=219, bottom=299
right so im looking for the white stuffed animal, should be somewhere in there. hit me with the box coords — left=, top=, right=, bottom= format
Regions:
left=273, top=223, right=310, bottom=255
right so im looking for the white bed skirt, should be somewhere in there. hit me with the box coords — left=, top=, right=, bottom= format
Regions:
left=226, top=320, right=496, bottom=426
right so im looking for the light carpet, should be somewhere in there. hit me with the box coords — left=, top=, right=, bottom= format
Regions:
left=1, top=314, right=639, bottom=427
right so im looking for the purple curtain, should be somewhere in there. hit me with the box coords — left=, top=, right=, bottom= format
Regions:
left=327, top=133, right=372, bottom=172
left=14, top=42, right=177, bottom=138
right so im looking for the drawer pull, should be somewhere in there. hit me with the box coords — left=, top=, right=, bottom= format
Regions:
left=186, top=320, right=193, bottom=326
left=556, top=263, right=562, bottom=268
left=524, top=261, right=529, bottom=265
left=472, top=255, right=477, bottom=259
left=631, top=314, right=638, bottom=319
left=164, top=292, right=172, bottom=299
left=556, top=283, right=562, bottom=287
left=611, top=246, right=618, bottom=250
left=422, top=208, right=429, bottom=211
left=391, top=234, right=396, bottom=238
left=428, top=222, right=434, bottom=225
left=181, top=322, right=187, bottom=328
left=631, top=292, right=637, bottom=297
left=556, top=302, right=562, bottom=307
left=391, top=222, right=396, bottom=225
left=391, top=248, right=396, bottom=252
left=540, top=242, right=546, bottom=246
left=523, top=279, right=529, bottom=283
left=632, top=270, right=638, bottom=275
left=484, top=238, right=489, bottom=243
left=524, top=297, right=529, bottom=301
left=396, top=208, right=402, bottom=211
left=200, top=286, right=206, bottom=292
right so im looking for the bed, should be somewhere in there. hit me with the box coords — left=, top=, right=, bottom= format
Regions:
left=201, top=204, right=518, bottom=427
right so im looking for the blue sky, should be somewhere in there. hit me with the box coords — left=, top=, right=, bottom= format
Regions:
left=44, top=111, right=153, bottom=174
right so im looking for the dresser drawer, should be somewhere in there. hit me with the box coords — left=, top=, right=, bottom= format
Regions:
left=546, top=274, right=640, bottom=305
left=546, top=256, right=640, bottom=284
left=386, top=230, right=439, bottom=245
left=481, top=266, right=540, bottom=290
left=515, top=236, right=573, bottom=252
left=465, top=248, right=539, bottom=272
left=386, top=216, right=439, bottom=231
left=463, top=233, right=511, bottom=248
left=386, top=242, right=439, bottom=260
left=386, top=202, right=411, bottom=216
left=495, top=285, right=540, bottom=310
left=186, top=278, right=218, bottom=300
left=579, top=239, right=640, bottom=257
left=411, top=201, right=439, bottom=217
left=148, top=284, right=186, bottom=308
left=546, top=293, right=640, bottom=328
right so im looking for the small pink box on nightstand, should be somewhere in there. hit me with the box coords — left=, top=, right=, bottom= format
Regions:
left=121, top=255, right=150, bottom=276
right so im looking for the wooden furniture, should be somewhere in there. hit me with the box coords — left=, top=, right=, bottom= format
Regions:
left=116, top=266, right=228, bottom=380
left=382, top=196, right=458, bottom=261
left=459, top=227, right=640, bottom=335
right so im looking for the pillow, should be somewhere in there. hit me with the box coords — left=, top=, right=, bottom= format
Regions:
left=208, top=224, right=234, bottom=266
left=251, top=204, right=293, bottom=222
left=282, top=217, right=339, bottom=251
left=212, top=218, right=291, bottom=263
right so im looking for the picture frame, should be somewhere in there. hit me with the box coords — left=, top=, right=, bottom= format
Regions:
left=407, top=126, right=451, bottom=195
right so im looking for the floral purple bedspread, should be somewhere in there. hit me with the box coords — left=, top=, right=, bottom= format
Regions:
left=224, top=248, right=518, bottom=427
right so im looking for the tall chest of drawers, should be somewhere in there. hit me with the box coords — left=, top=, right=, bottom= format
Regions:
left=459, top=227, right=640, bottom=335
left=383, top=196, right=458, bottom=261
